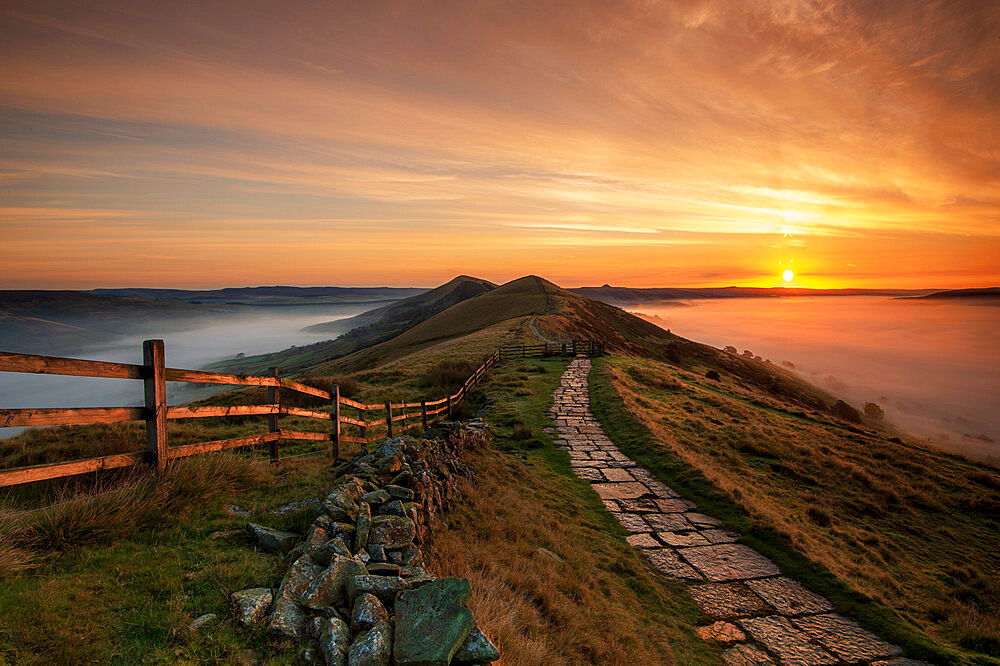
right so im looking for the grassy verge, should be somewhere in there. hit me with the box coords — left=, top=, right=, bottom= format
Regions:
left=590, top=354, right=999, bottom=666
left=419, top=356, right=721, bottom=664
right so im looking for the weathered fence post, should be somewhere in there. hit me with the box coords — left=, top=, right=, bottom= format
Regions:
left=331, top=384, right=340, bottom=459
left=421, top=401, right=428, bottom=429
left=561, top=342, right=567, bottom=355
left=358, top=405, right=367, bottom=442
left=267, top=367, right=279, bottom=463
left=446, top=394, right=453, bottom=420
left=386, top=401, right=394, bottom=438
left=572, top=339, right=577, bottom=355
left=142, top=339, right=167, bottom=471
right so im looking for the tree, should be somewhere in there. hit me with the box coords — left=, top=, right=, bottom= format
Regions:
left=864, top=402, right=885, bottom=420
left=724, top=345, right=737, bottom=354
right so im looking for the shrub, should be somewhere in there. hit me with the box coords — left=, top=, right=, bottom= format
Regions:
left=830, top=400, right=862, bottom=424
left=864, top=402, right=885, bottom=420
left=705, top=369, right=720, bottom=381
left=512, top=423, right=534, bottom=441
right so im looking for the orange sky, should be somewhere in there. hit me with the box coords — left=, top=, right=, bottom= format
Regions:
left=1, top=0, right=998, bottom=289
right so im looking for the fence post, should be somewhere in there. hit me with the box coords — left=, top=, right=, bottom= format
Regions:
left=386, top=401, right=394, bottom=438
left=572, top=339, right=577, bottom=355
left=359, top=405, right=366, bottom=442
left=142, top=339, right=167, bottom=471
left=561, top=342, right=566, bottom=355
left=267, top=367, right=279, bottom=463
left=421, top=401, right=428, bottom=429
left=331, top=384, right=340, bottom=459
left=446, top=394, right=452, bottom=420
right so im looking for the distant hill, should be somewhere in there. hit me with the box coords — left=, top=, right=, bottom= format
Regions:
left=92, top=285, right=424, bottom=306
left=571, top=285, right=932, bottom=305
left=0, top=290, right=214, bottom=353
left=907, top=287, right=1000, bottom=301
left=208, top=276, right=497, bottom=375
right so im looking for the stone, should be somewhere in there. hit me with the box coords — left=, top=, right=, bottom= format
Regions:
left=700, top=529, right=742, bottom=544
left=696, top=621, right=746, bottom=643
left=232, top=587, right=273, bottom=626
left=366, top=562, right=401, bottom=576
left=722, top=643, right=777, bottom=665
left=301, top=554, right=367, bottom=609
left=270, top=498, right=321, bottom=515
left=687, top=582, right=773, bottom=619
left=351, top=592, right=390, bottom=633
left=345, top=574, right=410, bottom=605
left=361, top=489, right=391, bottom=505
left=368, top=544, right=386, bottom=562
left=626, top=533, right=661, bottom=549
left=613, top=512, right=653, bottom=533
left=738, top=616, right=837, bottom=665
left=745, top=577, right=833, bottom=617
left=617, top=498, right=660, bottom=513
left=223, top=503, right=251, bottom=517
left=453, top=625, right=500, bottom=664
left=246, top=522, right=299, bottom=554
left=313, top=537, right=352, bottom=567
left=348, top=618, right=393, bottom=666
left=644, top=480, right=679, bottom=498
left=679, top=544, right=780, bottom=582
left=658, top=530, right=711, bottom=548
left=385, top=484, right=415, bottom=501
left=315, top=615, right=352, bottom=666
left=533, top=547, right=563, bottom=562
left=590, top=482, right=655, bottom=500
left=600, top=467, right=635, bottom=482
left=189, top=613, right=217, bottom=632
left=356, top=502, right=372, bottom=551
left=644, top=513, right=693, bottom=532
left=368, top=515, right=416, bottom=549
left=654, top=498, right=696, bottom=513
left=379, top=499, right=407, bottom=517
left=793, top=613, right=903, bottom=662
left=685, top=512, right=723, bottom=526
left=575, top=468, right=605, bottom=481
left=269, top=554, right=322, bottom=639
left=394, top=578, right=475, bottom=666
left=304, top=525, right=329, bottom=554
left=645, top=548, right=702, bottom=580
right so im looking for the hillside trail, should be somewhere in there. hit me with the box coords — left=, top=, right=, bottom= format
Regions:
left=548, top=357, right=925, bottom=666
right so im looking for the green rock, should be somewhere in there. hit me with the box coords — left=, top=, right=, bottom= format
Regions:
left=345, top=574, right=410, bottom=605
left=246, top=522, right=299, bottom=554
left=367, top=515, right=415, bottom=549
left=361, top=489, right=391, bottom=505
left=385, top=484, right=414, bottom=501
left=232, top=587, right=273, bottom=626
left=348, top=618, right=393, bottom=666
left=356, top=502, right=372, bottom=552
left=301, top=554, right=367, bottom=610
left=315, top=615, right=351, bottom=666
left=453, top=625, right=500, bottom=664
left=393, top=578, right=475, bottom=666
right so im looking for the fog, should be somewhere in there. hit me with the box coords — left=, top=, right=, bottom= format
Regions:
left=636, top=297, right=1000, bottom=465
left=0, top=303, right=373, bottom=438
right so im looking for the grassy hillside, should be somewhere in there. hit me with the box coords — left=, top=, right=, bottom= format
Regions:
left=208, top=275, right=496, bottom=376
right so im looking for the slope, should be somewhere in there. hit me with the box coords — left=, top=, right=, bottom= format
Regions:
left=208, top=276, right=496, bottom=376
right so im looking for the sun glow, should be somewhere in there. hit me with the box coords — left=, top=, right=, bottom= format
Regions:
left=782, top=269, right=794, bottom=282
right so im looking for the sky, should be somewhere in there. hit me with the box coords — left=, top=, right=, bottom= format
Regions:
left=1, top=0, right=998, bottom=289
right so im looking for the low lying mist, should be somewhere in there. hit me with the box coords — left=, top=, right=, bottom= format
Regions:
left=636, top=297, right=1000, bottom=467
left=0, top=303, right=372, bottom=438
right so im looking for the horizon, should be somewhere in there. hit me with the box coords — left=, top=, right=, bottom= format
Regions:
left=2, top=1, right=998, bottom=289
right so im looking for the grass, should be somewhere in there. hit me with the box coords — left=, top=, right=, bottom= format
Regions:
left=422, top=355, right=721, bottom=664
left=590, top=354, right=1000, bottom=665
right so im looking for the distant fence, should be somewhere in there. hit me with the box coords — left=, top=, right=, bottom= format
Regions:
left=0, top=337, right=605, bottom=487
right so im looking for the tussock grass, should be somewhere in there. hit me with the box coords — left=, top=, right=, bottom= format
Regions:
left=594, top=355, right=1000, bottom=664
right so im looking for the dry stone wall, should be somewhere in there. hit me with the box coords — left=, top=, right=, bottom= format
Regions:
left=234, top=421, right=499, bottom=666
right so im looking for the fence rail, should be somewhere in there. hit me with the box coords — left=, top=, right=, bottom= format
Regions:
left=0, top=337, right=604, bottom=487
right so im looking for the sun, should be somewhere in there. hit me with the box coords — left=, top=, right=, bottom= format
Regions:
left=782, top=269, right=794, bottom=282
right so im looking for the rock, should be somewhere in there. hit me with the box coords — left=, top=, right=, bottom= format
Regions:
left=368, top=544, right=386, bottom=562
left=378, top=456, right=403, bottom=476
left=224, top=503, right=251, bottom=517
left=345, top=574, right=410, bottom=605
left=301, top=554, right=367, bottom=610
left=189, top=613, right=217, bottom=632
left=235, top=648, right=260, bottom=665
left=361, top=489, right=391, bottom=505
left=366, top=562, right=401, bottom=577
left=385, top=485, right=414, bottom=501
left=348, top=618, right=393, bottom=666
left=246, top=522, right=300, bottom=555
left=378, top=500, right=406, bottom=517
left=368, top=515, right=416, bottom=549
left=232, top=587, right=273, bottom=626
left=387, top=546, right=423, bottom=567
left=393, top=578, right=475, bottom=666
left=328, top=522, right=357, bottom=549
left=270, top=498, right=321, bottom=515
left=269, top=554, right=322, bottom=640
left=304, top=525, right=329, bottom=554
left=314, top=537, right=352, bottom=567
left=453, top=625, right=500, bottom=664
left=209, top=529, right=243, bottom=541
left=351, top=592, right=389, bottom=633
left=356, top=502, right=372, bottom=552
left=315, top=615, right=352, bottom=666
left=533, top=547, right=563, bottom=562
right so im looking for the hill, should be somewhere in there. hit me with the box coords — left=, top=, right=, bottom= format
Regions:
left=91, top=285, right=424, bottom=306
left=208, top=275, right=497, bottom=376
left=908, top=287, right=1000, bottom=301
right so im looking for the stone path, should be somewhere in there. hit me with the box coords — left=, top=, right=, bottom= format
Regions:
left=547, top=357, right=925, bottom=666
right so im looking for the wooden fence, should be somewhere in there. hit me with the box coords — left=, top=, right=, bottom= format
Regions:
left=0, top=337, right=604, bottom=488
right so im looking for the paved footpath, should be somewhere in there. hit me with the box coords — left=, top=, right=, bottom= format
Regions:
left=548, top=357, right=927, bottom=666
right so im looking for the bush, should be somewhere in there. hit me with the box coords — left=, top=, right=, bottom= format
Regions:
left=864, top=402, right=884, bottom=420
left=830, top=400, right=862, bottom=424
left=705, top=370, right=720, bottom=381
